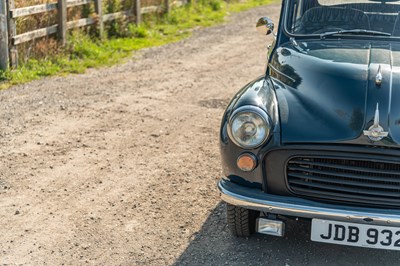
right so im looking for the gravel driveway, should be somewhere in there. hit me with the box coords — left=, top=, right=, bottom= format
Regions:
left=1, top=3, right=400, bottom=265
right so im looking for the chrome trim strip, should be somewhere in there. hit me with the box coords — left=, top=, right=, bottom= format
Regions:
left=218, top=179, right=400, bottom=226
left=268, top=64, right=296, bottom=83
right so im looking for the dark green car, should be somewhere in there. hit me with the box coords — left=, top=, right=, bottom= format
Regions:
left=218, top=0, right=400, bottom=251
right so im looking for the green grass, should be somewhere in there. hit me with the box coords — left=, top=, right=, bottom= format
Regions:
left=0, top=0, right=276, bottom=89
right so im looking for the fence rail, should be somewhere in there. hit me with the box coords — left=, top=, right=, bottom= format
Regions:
left=0, top=0, right=185, bottom=70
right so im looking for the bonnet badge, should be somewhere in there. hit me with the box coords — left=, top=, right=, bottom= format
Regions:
left=363, top=103, right=388, bottom=142
left=376, top=65, right=383, bottom=86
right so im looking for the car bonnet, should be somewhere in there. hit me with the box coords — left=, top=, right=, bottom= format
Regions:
left=269, top=40, right=400, bottom=147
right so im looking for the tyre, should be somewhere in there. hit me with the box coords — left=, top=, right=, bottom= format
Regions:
left=226, top=203, right=259, bottom=237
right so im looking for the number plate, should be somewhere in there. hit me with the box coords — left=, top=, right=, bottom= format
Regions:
left=311, top=219, right=400, bottom=250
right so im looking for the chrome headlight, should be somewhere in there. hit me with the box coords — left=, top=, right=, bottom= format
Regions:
left=228, top=106, right=271, bottom=149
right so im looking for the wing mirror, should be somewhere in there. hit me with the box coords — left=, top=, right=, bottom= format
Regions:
left=256, top=17, right=274, bottom=36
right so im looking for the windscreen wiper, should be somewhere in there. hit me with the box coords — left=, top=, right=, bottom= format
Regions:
left=320, top=29, right=391, bottom=39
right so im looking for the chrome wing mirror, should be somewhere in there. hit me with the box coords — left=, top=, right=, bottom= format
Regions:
left=256, top=17, right=275, bottom=36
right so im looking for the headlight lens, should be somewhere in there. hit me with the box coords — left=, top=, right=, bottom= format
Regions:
left=229, top=107, right=271, bottom=148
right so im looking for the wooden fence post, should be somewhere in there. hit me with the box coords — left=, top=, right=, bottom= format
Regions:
left=164, top=0, right=170, bottom=13
left=57, top=0, right=67, bottom=46
left=94, top=0, right=104, bottom=38
left=134, top=0, right=141, bottom=24
left=0, top=0, right=9, bottom=70
left=8, top=0, right=18, bottom=68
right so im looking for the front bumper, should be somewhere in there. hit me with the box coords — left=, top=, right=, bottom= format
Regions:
left=218, top=179, right=400, bottom=226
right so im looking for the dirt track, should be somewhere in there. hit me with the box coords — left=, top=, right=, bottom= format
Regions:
left=1, top=3, right=400, bottom=266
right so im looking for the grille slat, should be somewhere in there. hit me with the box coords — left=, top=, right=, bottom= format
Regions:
left=287, top=156, right=400, bottom=207
left=291, top=187, right=400, bottom=206
left=288, top=166, right=400, bottom=183
left=289, top=179, right=400, bottom=198
left=290, top=159, right=400, bottom=176
left=288, top=172, right=400, bottom=190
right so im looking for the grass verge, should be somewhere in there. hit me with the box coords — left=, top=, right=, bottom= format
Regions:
left=0, top=0, right=277, bottom=89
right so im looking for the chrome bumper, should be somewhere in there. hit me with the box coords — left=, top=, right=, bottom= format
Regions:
left=218, top=179, right=400, bottom=226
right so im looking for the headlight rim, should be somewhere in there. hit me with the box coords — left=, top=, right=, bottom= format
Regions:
left=228, top=105, right=272, bottom=149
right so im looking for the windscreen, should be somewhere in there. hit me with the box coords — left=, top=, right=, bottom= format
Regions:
left=287, top=0, right=400, bottom=37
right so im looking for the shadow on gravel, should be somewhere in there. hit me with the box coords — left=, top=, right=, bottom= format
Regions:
left=174, top=202, right=400, bottom=266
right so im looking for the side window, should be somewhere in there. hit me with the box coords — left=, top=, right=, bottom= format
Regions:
left=288, top=0, right=320, bottom=33
left=290, top=0, right=306, bottom=33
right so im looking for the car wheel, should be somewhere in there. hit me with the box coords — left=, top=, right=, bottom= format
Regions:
left=226, top=203, right=259, bottom=237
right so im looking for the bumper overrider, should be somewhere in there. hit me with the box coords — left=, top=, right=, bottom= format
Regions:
left=218, top=179, right=400, bottom=226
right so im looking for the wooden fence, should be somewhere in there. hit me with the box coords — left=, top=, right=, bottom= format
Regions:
left=0, top=0, right=185, bottom=70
